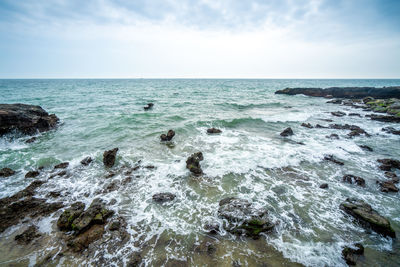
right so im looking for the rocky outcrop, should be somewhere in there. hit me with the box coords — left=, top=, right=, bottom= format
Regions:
left=152, top=193, right=176, bottom=203
left=369, top=114, right=400, bottom=123
left=301, top=123, right=313, bottom=129
left=186, top=152, right=204, bottom=176
left=160, top=130, right=175, bottom=141
left=340, top=198, right=395, bottom=237
left=57, top=202, right=86, bottom=231
left=382, top=127, right=400, bottom=135
left=275, top=86, right=400, bottom=99
left=0, top=103, right=59, bottom=136
left=81, top=156, right=93, bottom=166
left=207, top=128, right=222, bottom=134
left=342, top=243, right=364, bottom=265
left=342, top=175, right=365, bottom=186
left=280, top=127, right=293, bottom=137
left=331, top=111, right=346, bottom=117
left=54, top=162, right=69, bottom=169
left=217, top=197, right=274, bottom=238
left=103, top=148, right=118, bottom=168
left=15, top=225, right=41, bottom=244
left=328, top=124, right=370, bottom=138
left=25, top=170, right=40, bottom=178
left=377, top=180, right=399, bottom=193
left=377, top=158, right=400, bottom=171
left=0, top=167, right=15, bottom=177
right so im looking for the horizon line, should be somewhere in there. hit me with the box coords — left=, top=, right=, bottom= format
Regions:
left=1, top=77, right=400, bottom=80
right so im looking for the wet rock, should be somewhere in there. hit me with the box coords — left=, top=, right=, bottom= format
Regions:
left=369, top=114, right=400, bottom=123
left=348, top=113, right=361, bottom=117
left=109, top=220, right=121, bottom=231
left=326, top=99, right=342, bottom=104
left=0, top=167, right=16, bottom=177
left=47, top=191, right=61, bottom=198
left=217, top=197, right=274, bottom=237
left=127, top=252, right=143, bottom=267
left=15, top=225, right=41, bottom=244
left=342, top=243, right=364, bottom=265
left=382, top=127, right=400, bottom=135
left=340, top=198, right=395, bottom=237
left=103, top=180, right=119, bottom=193
left=0, top=103, right=59, bottom=136
left=378, top=180, right=399, bottom=193
left=105, top=171, right=117, bottom=179
left=103, top=148, right=118, bottom=168
left=144, top=165, right=155, bottom=169
left=67, top=224, right=105, bottom=252
left=377, top=158, right=400, bottom=170
left=280, top=127, right=293, bottom=137
left=144, top=103, right=154, bottom=110
left=160, top=129, right=175, bottom=141
left=186, top=152, right=204, bottom=176
left=363, top=96, right=374, bottom=103
left=81, top=156, right=93, bottom=166
left=25, top=136, right=37, bottom=143
left=319, top=183, right=329, bottom=189
left=384, top=172, right=398, bottom=182
left=54, top=162, right=69, bottom=169
left=204, top=222, right=220, bottom=234
left=324, top=155, right=344, bottom=165
left=331, top=111, right=346, bottom=117
left=301, top=123, right=313, bottom=129
left=315, top=124, right=328, bottom=128
left=326, top=134, right=339, bottom=139
left=329, top=124, right=370, bottom=137
left=379, top=164, right=392, bottom=171
left=359, top=145, right=373, bottom=152
left=57, top=202, right=86, bottom=231
left=207, top=127, right=222, bottom=134
left=152, top=192, right=176, bottom=203
left=25, top=170, right=40, bottom=178
left=342, top=175, right=365, bottom=186
left=193, top=238, right=217, bottom=256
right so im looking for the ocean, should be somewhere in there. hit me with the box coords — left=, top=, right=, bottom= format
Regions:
left=0, top=79, right=400, bottom=266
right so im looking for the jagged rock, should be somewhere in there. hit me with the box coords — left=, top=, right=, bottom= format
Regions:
left=342, top=175, right=365, bottom=186
left=0, top=104, right=59, bottom=136
left=217, top=197, right=274, bottom=237
left=186, top=152, right=204, bottom=176
left=25, top=137, right=37, bottom=143
left=377, top=159, right=400, bottom=170
left=379, top=164, right=392, bottom=171
left=324, top=155, right=344, bottom=165
left=160, top=130, right=175, bottom=141
left=384, top=172, right=398, bottom=182
left=369, top=114, right=400, bottom=123
left=67, top=224, right=105, bottom=252
left=301, top=123, right=313, bottom=129
left=204, top=222, right=220, bottom=234
left=378, top=180, right=399, bottom=193
left=81, top=156, right=93, bottom=166
left=331, top=111, right=346, bottom=117
left=127, top=252, right=143, bottom=267
left=326, top=134, right=339, bottom=139
left=15, top=225, right=41, bottom=244
left=25, top=170, right=40, bottom=178
left=280, top=127, right=293, bottom=137
left=0, top=167, right=15, bottom=177
left=207, top=128, right=222, bottom=134
left=152, top=193, right=176, bottom=203
left=340, top=198, right=395, bottom=237
left=319, top=183, right=329, bottom=189
left=54, top=162, right=69, bottom=169
left=109, top=220, right=121, bottom=231
left=103, top=148, right=118, bottom=168
left=382, top=127, right=400, bottom=135
left=57, top=202, right=86, bottom=231
left=328, top=124, right=370, bottom=137
left=144, top=103, right=154, bottom=110
left=342, top=243, right=364, bottom=265
left=359, top=145, right=373, bottom=152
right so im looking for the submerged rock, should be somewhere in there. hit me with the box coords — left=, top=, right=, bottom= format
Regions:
left=382, top=127, right=400, bottom=135
left=324, top=155, right=344, bottom=165
left=384, top=171, right=398, bottom=181
left=326, top=134, right=339, bottom=140
left=301, top=123, right=313, bottom=129
left=103, top=148, right=118, bottom=168
left=160, top=129, right=175, bottom=141
left=348, top=113, right=362, bottom=117
left=207, top=128, right=222, bottom=134
left=359, top=145, right=373, bottom=152
left=0, top=167, right=16, bottom=177
left=25, top=170, right=40, bottom=178
left=54, top=162, right=69, bottom=169
left=0, top=103, right=59, bottom=136
left=15, top=225, right=41, bottom=244
left=144, top=103, right=154, bottom=110
left=342, top=243, right=364, bottom=265
left=331, top=111, right=346, bottom=117
left=81, top=156, right=93, bottom=166
left=186, top=152, right=204, bottom=176
left=326, top=99, right=342, bottom=104
left=340, top=198, right=395, bottom=237
left=319, top=183, right=329, bottom=189
left=25, top=137, right=37, bottom=143
left=280, top=127, right=294, bottom=137
left=152, top=193, right=176, bottom=203
left=342, top=175, right=365, bottom=187
left=217, top=197, right=274, bottom=237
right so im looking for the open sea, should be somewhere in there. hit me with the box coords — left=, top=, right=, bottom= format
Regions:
left=1, top=79, right=400, bottom=266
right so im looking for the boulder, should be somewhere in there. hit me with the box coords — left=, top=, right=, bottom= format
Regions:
left=57, top=202, right=86, bottom=231
left=152, top=193, right=176, bottom=203
left=359, top=145, right=373, bottom=152
left=377, top=159, right=400, bottom=170
left=207, top=128, right=222, bottom=134
left=340, top=198, right=395, bottom=237
left=81, top=156, right=93, bottom=166
left=186, top=152, right=204, bottom=176
left=342, top=243, right=364, bottom=265
left=0, top=104, right=59, bottom=136
left=342, top=175, right=365, bottom=186
left=280, top=127, right=294, bottom=137
left=348, top=113, right=361, bottom=117
left=217, top=197, right=274, bottom=237
left=144, top=103, right=154, bottom=110
left=301, top=123, right=313, bottom=129
left=103, top=148, right=118, bottom=168
left=14, top=225, right=41, bottom=244
left=54, top=162, right=69, bottom=169
left=331, top=111, right=346, bottom=117
left=378, top=181, right=399, bottom=193
left=67, top=224, right=105, bottom=252
left=25, top=170, right=40, bottom=178
left=160, top=129, right=175, bottom=141
left=324, top=155, right=344, bottom=165
left=0, top=167, right=15, bottom=177
left=25, top=137, right=37, bottom=143
left=319, top=183, right=329, bottom=189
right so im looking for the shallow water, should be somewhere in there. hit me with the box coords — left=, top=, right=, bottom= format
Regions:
left=1, top=79, right=400, bottom=266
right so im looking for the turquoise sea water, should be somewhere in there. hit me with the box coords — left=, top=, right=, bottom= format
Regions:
left=1, top=79, right=400, bottom=266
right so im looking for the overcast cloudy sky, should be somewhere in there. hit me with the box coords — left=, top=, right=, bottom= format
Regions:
left=0, top=0, right=399, bottom=78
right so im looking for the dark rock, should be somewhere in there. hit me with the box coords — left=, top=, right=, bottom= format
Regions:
left=342, top=243, right=364, bottom=265
left=319, top=183, right=329, bottom=189
left=340, top=198, right=395, bottom=237
left=25, top=170, right=40, bottom=178
left=378, top=180, right=399, bottom=193
left=363, top=96, right=374, bottom=103
left=359, top=145, right=373, bottom=152
left=103, top=181, right=119, bottom=193
left=324, top=155, right=344, bottom=165
left=0, top=103, right=59, bottom=136
left=160, top=129, right=175, bottom=141
left=152, top=193, right=176, bottom=203
left=144, top=103, right=154, bottom=110
left=47, top=191, right=61, bottom=198
left=109, top=220, right=121, bottom=231
left=342, top=175, right=365, bottom=186
left=377, top=158, right=400, bottom=170
left=280, top=127, right=294, bottom=137
left=379, top=164, right=392, bottom=171
left=15, top=225, right=41, bottom=244
left=144, top=165, right=155, bottom=169
left=348, top=113, right=361, bottom=117
left=301, top=123, right=313, bottom=129
left=207, top=128, right=222, bottom=134
left=329, top=124, right=370, bottom=137
left=67, top=224, right=105, bottom=252
left=0, top=167, right=16, bottom=177
left=25, top=137, right=37, bottom=143
left=382, top=127, right=400, bottom=135
left=326, top=99, right=342, bottom=104
left=204, top=222, right=220, bottom=234
left=81, top=156, right=93, bottom=166
left=320, top=119, right=333, bottom=122
left=326, top=134, right=339, bottom=139
left=384, top=172, right=398, bottom=181
left=54, top=162, right=69, bottom=169
left=103, top=148, right=118, bottom=168
left=315, top=124, right=328, bottom=128
left=127, top=252, right=142, bottom=267
left=331, top=111, right=346, bottom=117
left=275, top=86, right=400, bottom=99
left=370, top=114, right=400, bottom=123
left=57, top=202, right=86, bottom=231
left=186, top=152, right=204, bottom=176
left=217, top=197, right=274, bottom=237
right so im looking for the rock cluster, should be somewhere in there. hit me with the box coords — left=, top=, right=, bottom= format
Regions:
left=160, top=129, right=175, bottom=141
left=342, top=175, right=365, bottom=187
left=186, top=152, right=204, bottom=176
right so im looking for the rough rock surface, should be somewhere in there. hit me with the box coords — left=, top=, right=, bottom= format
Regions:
left=54, top=162, right=69, bottom=169
left=25, top=170, right=40, bottom=178
left=103, top=148, right=118, bottom=168
left=0, top=167, right=15, bottom=177
left=301, top=123, right=313, bottom=129
left=0, top=103, right=59, bottom=136
left=378, top=180, right=399, bottom=193
left=342, top=175, right=365, bottom=187
left=359, top=145, right=373, bottom=152
left=160, top=130, right=175, bottom=141
left=186, top=152, right=204, bottom=176
left=57, top=202, right=86, bottom=231
left=152, top=193, right=176, bottom=203
left=377, top=158, right=400, bottom=171
left=280, top=127, right=294, bottom=137
left=81, top=156, right=93, bottom=166
left=15, top=225, right=41, bottom=244
left=342, top=243, right=364, bottom=265
left=331, top=111, right=346, bottom=117
left=369, top=114, right=400, bottom=123
left=340, top=198, right=395, bottom=237
left=207, top=128, right=222, bottom=134
left=217, top=197, right=274, bottom=237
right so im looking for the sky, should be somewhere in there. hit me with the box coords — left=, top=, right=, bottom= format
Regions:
left=0, top=0, right=399, bottom=78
